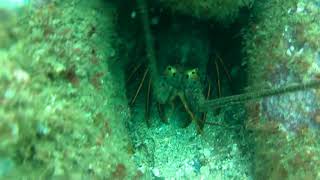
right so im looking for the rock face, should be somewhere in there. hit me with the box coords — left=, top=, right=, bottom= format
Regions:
left=244, top=0, right=320, bottom=179
left=0, top=0, right=137, bottom=179
left=156, top=0, right=254, bottom=23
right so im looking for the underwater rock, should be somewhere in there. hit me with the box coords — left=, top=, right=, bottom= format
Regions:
left=0, top=8, right=18, bottom=49
left=0, top=0, right=137, bottom=178
left=0, top=157, right=15, bottom=177
left=244, top=0, right=320, bottom=179
left=29, top=0, right=52, bottom=8
left=0, top=0, right=28, bottom=10
left=156, top=0, right=254, bottom=23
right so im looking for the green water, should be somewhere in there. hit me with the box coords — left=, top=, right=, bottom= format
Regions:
left=1, top=0, right=320, bottom=179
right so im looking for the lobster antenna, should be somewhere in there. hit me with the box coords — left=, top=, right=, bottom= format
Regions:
left=200, top=80, right=320, bottom=112
left=137, top=0, right=159, bottom=86
left=130, top=68, right=149, bottom=105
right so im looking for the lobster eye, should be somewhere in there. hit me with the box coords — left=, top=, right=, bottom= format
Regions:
left=164, top=65, right=177, bottom=77
left=185, top=68, right=199, bottom=80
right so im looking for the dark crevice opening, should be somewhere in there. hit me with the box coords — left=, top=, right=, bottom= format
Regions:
left=116, top=1, right=255, bottom=176
left=117, top=2, right=251, bottom=127
left=117, top=2, right=250, bottom=123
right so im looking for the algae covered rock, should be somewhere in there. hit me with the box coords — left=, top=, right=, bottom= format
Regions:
left=0, top=0, right=137, bottom=178
left=157, top=0, right=254, bottom=23
left=0, top=8, right=19, bottom=49
left=3, top=0, right=320, bottom=178
left=244, top=0, right=320, bottom=179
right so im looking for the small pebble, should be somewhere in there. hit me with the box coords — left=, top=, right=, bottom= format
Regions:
left=152, top=167, right=160, bottom=177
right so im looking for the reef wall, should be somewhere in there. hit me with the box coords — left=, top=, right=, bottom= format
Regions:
left=244, top=0, right=320, bottom=179
left=0, top=0, right=138, bottom=178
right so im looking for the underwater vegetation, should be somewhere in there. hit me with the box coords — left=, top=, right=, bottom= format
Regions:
left=1, top=0, right=320, bottom=179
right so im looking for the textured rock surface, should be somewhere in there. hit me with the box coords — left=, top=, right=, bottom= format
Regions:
left=0, top=0, right=137, bottom=178
left=244, top=0, right=320, bottom=178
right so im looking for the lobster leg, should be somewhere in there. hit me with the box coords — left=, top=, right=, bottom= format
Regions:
left=201, top=80, right=211, bottom=126
left=178, top=93, right=202, bottom=133
left=157, top=103, right=168, bottom=124
left=145, top=76, right=152, bottom=127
